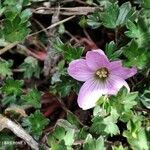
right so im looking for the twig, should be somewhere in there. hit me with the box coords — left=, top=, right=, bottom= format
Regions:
left=65, top=30, right=80, bottom=43
left=83, top=28, right=92, bottom=41
left=0, top=41, right=19, bottom=55
left=43, top=6, right=61, bottom=76
left=74, top=0, right=88, bottom=5
left=17, top=44, right=46, bottom=61
left=32, top=18, right=49, bottom=37
left=28, top=15, right=75, bottom=37
left=0, top=114, right=39, bottom=150
left=33, top=7, right=100, bottom=16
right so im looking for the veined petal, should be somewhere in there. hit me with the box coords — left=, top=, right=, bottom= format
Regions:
left=109, top=60, right=122, bottom=70
left=86, top=50, right=109, bottom=71
left=106, top=75, right=130, bottom=95
left=77, top=78, right=108, bottom=110
left=93, top=49, right=106, bottom=56
left=67, top=59, right=94, bottom=82
left=110, top=61, right=137, bottom=79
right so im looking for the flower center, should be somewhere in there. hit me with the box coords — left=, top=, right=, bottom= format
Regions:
left=95, top=67, right=109, bottom=79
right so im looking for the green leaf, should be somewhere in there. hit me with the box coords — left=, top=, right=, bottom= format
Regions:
left=20, top=9, right=32, bottom=23
left=110, top=87, right=138, bottom=122
left=101, top=2, right=136, bottom=28
left=50, top=75, right=80, bottom=97
left=19, top=56, right=41, bottom=79
left=56, top=119, right=77, bottom=130
left=83, top=134, right=105, bottom=150
left=4, top=0, right=23, bottom=6
left=87, top=11, right=101, bottom=29
left=79, top=16, right=88, bottom=28
left=1, top=2, right=31, bottom=43
left=67, top=112, right=81, bottom=128
left=100, top=2, right=119, bottom=28
left=51, top=60, right=66, bottom=85
left=4, top=6, right=21, bottom=21
left=22, top=110, right=49, bottom=140
left=105, top=41, right=122, bottom=60
left=21, top=89, right=41, bottom=108
left=1, top=79, right=23, bottom=96
left=112, top=144, right=128, bottom=150
left=125, top=21, right=146, bottom=47
left=96, top=0, right=117, bottom=7
left=58, top=24, right=65, bottom=34
left=116, top=2, right=136, bottom=26
left=63, top=129, right=75, bottom=146
left=122, top=40, right=149, bottom=69
left=52, top=39, right=84, bottom=63
left=0, top=59, right=13, bottom=78
left=2, top=18, right=30, bottom=42
left=125, top=9, right=150, bottom=48
left=48, top=125, right=75, bottom=149
left=141, top=0, right=150, bottom=9
left=123, top=116, right=149, bottom=150
left=1, top=95, right=17, bottom=106
left=140, top=90, right=150, bottom=109
left=90, top=108, right=119, bottom=136
left=63, top=44, right=84, bottom=63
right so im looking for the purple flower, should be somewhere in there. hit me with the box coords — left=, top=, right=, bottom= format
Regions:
left=67, top=49, right=137, bottom=110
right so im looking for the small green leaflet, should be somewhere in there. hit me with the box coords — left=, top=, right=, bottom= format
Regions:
left=22, top=110, right=49, bottom=140
left=21, top=88, right=41, bottom=108
left=0, top=59, right=13, bottom=78
left=83, top=134, right=105, bottom=150
left=19, top=56, right=41, bottom=79
left=1, top=78, right=23, bottom=96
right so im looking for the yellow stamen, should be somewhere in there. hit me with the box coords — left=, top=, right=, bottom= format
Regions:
left=95, top=67, right=109, bottom=79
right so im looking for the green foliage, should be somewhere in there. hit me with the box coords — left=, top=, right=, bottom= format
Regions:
left=21, top=89, right=41, bottom=108
left=22, top=110, right=49, bottom=140
left=141, top=0, right=150, bottom=9
left=122, top=40, right=149, bottom=69
left=123, top=116, right=149, bottom=150
left=125, top=9, right=150, bottom=48
left=67, top=112, right=81, bottom=128
left=50, top=75, right=80, bottom=97
left=48, top=126, right=75, bottom=149
left=51, top=60, right=66, bottom=84
left=83, top=134, right=105, bottom=150
left=87, top=11, right=101, bottom=29
left=125, top=21, right=145, bottom=47
left=53, top=38, right=84, bottom=63
left=48, top=119, right=78, bottom=150
left=0, top=0, right=32, bottom=42
left=96, top=0, right=117, bottom=7
left=0, top=0, right=150, bottom=149
left=105, top=41, right=122, bottom=60
left=19, top=56, right=41, bottom=79
left=87, top=2, right=136, bottom=29
left=90, top=108, right=120, bottom=136
left=112, top=144, right=128, bottom=150
left=1, top=79, right=23, bottom=96
left=0, top=59, right=13, bottom=78
left=1, top=95, right=17, bottom=106
left=140, top=89, right=150, bottom=109
left=110, top=87, right=138, bottom=122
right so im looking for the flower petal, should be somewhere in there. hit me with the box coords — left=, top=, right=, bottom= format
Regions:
left=77, top=78, right=108, bottom=110
left=106, top=75, right=130, bottom=95
left=109, top=60, right=122, bottom=70
left=110, top=61, right=137, bottom=79
left=86, top=49, right=109, bottom=71
left=67, top=59, right=94, bottom=82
